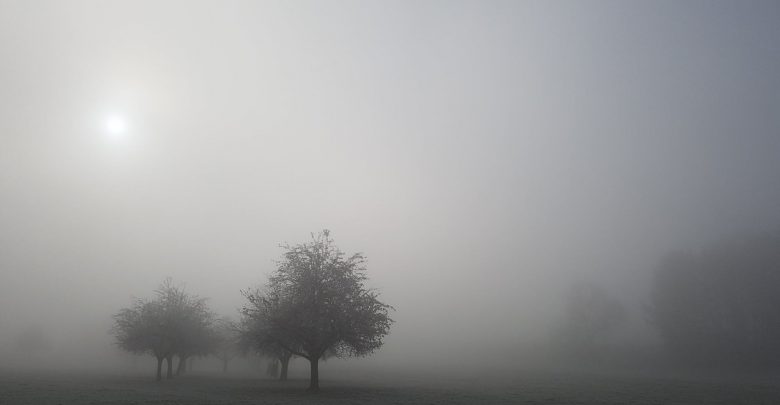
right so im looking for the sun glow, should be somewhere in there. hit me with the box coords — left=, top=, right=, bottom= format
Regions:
left=105, top=115, right=128, bottom=138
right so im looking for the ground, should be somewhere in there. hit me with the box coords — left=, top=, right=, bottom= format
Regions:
left=1, top=369, right=779, bottom=404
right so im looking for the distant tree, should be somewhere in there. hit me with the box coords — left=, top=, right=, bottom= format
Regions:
left=650, top=232, right=780, bottom=369
left=239, top=312, right=295, bottom=381
left=213, top=316, right=242, bottom=373
left=113, top=298, right=170, bottom=380
left=15, top=325, right=52, bottom=358
left=112, top=279, right=216, bottom=380
left=242, top=230, right=393, bottom=391
left=173, top=298, right=217, bottom=376
left=266, top=358, right=280, bottom=378
left=557, top=281, right=626, bottom=353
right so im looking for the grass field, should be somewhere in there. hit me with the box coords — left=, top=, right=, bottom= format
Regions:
left=2, top=369, right=780, bottom=404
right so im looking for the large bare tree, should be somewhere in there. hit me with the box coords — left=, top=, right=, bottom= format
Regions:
left=242, top=230, right=393, bottom=390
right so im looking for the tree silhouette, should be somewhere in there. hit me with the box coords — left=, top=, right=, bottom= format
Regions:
left=242, top=230, right=393, bottom=390
left=112, top=279, right=216, bottom=380
left=213, top=316, right=241, bottom=373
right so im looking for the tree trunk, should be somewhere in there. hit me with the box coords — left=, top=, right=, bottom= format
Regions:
left=176, top=355, right=187, bottom=376
left=156, top=357, right=163, bottom=382
left=308, top=358, right=319, bottom=391
left=279, top=354, right=290, bottom=381
left=166, top=355, right=174, bottom=379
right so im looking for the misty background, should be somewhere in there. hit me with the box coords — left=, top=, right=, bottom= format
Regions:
left=1, top=0, right=779, bottom=376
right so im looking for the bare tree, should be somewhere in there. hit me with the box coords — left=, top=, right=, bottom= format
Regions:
left=239, top=286, right=296, bottom=381
left=113, top=298, right=171, bottom=381
left=213, top=316, right=241, bottom=373
left=112, top=279, right=216, bottom=380
left=242, top=230, right=393, bottom=391
left=174, top=299, right=217, bottom=376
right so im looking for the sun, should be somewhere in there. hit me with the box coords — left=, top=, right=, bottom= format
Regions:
left=105, top=114, right=128, bottom=138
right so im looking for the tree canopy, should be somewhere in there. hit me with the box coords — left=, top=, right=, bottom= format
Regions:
left=112, top=279, right=217, bottom=380
left=242, top=230, right=393, bottom=390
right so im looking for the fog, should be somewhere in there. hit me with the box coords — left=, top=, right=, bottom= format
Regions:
left=1, top=0, right=779, bottom=381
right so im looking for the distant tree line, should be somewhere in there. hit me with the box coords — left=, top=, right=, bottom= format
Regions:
left=112, top=226, right=779, bottom=387
left=553, top=231, right=780, bottom=372
left=650, top=232, right=780, bottom=369
left=112, top=230, right=393, bottom=391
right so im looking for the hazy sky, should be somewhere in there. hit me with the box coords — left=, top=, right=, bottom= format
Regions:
left=1, top=0, right=779, bottom=369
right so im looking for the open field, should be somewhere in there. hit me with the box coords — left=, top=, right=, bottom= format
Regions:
left=2, top=370, right=780, bottom=405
